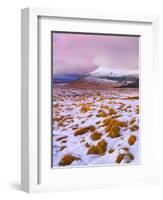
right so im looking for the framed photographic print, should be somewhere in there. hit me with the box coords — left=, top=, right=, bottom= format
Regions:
left=21, top=8, right=159, bottom=193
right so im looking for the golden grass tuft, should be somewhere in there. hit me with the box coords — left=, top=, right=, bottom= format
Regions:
left=111, top=114, right=122, bottom=119
left=108, top=126, right=121, bottom=138
left=80, top=104, right=91, bottom=113
left=124, top=96, right=139, bottom=100
left=103, top=117, right=112, bottom=126
left=101, top=105, right=109, bottom=110
left=90, top=131, right=102, bottom=141
left=103, top=118, right=128, bottom=137
left=129, top=118, right=136, bottom=125
left=130, top=124, right=139, bottom=131
left=116, top=153, right=134, bottom=164
left=87, top=139, right=107, bottom=155
left=53, top=115, right=64, bottom=122
left=109, top=108, right=117, bottom=115
left=96, top=111, right=108, bottom=118
left=59, top=154, right=80, bottom=166
left=122, top=147, right=129, bottom=151
left=128, top=135, right=136, bottom=145
left=74, top=125, right=96, bottom=136
left=58, top=121, right=64, bottom=127
left=136, top=105, right=139, bottom=114
left=97, top=98, right=104, bottom=102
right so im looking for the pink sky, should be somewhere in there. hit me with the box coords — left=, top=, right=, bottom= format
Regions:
left=53, top=32, right=139, bottom=75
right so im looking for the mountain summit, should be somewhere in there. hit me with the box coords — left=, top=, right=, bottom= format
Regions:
left=89, top=66, right=138, bottom=77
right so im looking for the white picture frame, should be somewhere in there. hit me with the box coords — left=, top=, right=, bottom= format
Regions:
left=21, top=7, right=159, bottom=193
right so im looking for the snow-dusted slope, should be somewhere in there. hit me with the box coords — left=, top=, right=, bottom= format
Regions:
left=52, top=86, right=139, bottom=167
left=89, top=66, right=138, bottom=77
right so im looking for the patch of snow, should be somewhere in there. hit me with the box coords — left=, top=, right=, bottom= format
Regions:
left=52, top=87, right=140, bottom=167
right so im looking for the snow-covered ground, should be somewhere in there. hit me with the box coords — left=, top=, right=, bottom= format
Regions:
left=52, top=87, right=139, bottom=167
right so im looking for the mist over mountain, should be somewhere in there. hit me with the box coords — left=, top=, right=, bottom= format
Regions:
left=87, top=65, right=139, bottom=88
left=53, top=65, right=139, bottom=88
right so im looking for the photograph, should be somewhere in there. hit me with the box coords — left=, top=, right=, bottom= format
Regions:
left=52, top=32, right=140, bottom=167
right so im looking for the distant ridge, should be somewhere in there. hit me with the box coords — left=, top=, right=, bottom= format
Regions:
left=53, top=74, right=80, bottom=83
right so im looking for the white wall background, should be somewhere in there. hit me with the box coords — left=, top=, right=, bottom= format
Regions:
left=0, top=0, right=162, bottom=199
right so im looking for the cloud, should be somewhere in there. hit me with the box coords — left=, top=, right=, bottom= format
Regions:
left=53, top=33, right=139, bottom=74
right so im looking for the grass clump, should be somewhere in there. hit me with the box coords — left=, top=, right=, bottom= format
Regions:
left=122, top=147, right=129, bottom=151
left=136, top=105, right=139, bottom=114
left=90, top=131, right=102, bottom=141
left=128, top=135, right=136, bottom=145
left=108, top=126, right=121, bottom=138
left=116, top=153, right=134, bottom=164
left=60, top=146, right=66, bottom=151
left=103, top=117, right=112, bottom=126
left=53, top=115, right=64, bottom=122
left=129, top=118, right=136, bottom=125
left=125, top=96, right=139, bottom=100
left=59, top=154, right=80, bottom=166
left=109, top=108, right=117, bottom=115
left=130, top=124, right=139, bottom=131
left=80, top=104, right=91, bottom=113
left=100, top=105, right=109, bottom=109
left=87, top=139, right=107, bottom=155
left=96, top=111, right=108, bottom=118
left=74, top=125, right=96, bottom=136
left=104, top=119, right=128, bottom=133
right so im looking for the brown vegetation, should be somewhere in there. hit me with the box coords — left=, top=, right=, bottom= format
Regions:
left=128, top=135, right=136, bottom=145
left=116, top=153, right=134, bottom=164
left=130, top=124, right=139, bottom=131
left=60, top=146, right=66, bottom=151
left=108, top=126, right=121, bottom=138
left=123, top=96, right=139, bottom=100
left=85, top=142, right=90, bottom=148
left=109, top=108, right=117, bottom=115
left=74, top=125, right=96, bottom=136
left=53, top=115, right=64, bottom=122
left=80, top=104, right=91, bottom=113
left=136, top=105, right=139, bottom=114
left=129, top=118, right=136, bottom=125
left=87, top=139, right=107, bottom=155
left=59, top=154, right=81, bottom=166
left=96, top=111, right=108, bottom=117
left=122, top=147, right=129, bottom=151
left=90, top=131, right=102, bottom=141
left=56, top=136, right=68, bottom=141
left=104, top=118, right=128, bottom=138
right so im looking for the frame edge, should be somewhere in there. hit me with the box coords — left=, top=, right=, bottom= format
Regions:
left=21, top=8, right=30, bottom=193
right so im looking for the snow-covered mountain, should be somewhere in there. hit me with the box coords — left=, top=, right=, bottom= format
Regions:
left=89, top=66, right=138, bottom=78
